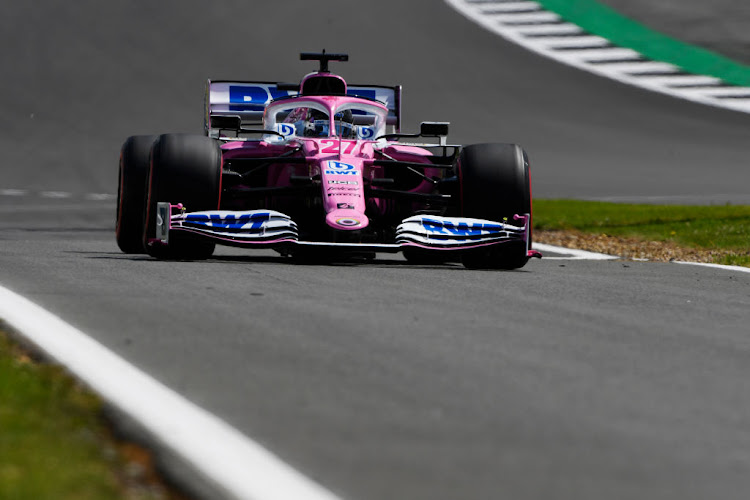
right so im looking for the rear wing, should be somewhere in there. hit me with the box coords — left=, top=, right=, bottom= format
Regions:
left=204, top=80, right=402, bottom=138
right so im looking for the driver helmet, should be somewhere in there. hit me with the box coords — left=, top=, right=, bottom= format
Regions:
left=284, top=107, right=329, bottom=137
left=334, top=109, right=356, bottom=139
left=303, top=109, right=330, bottom=137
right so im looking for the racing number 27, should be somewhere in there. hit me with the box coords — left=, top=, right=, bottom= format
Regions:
left=321, top=140, right=356, bottom=154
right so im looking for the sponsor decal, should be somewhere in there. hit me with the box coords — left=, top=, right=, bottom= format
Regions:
left=325, top=160, right=356, bottom=171
left=327, top=193, right=361, bottom=197
left=328, top=180, right=358, bottom=185
left=276, top=123, right=295, bottom=136
left=228, top=85, right=289, bottom=104
left=337, top=203, right=355, bottom=209
left=347, top=89, right=377, bottom=100
left=358, top=127, right=375, bottom=140
left=422, top=218, right=502, bottom=236
left=327, top=186, right=359, bottom=191
left=325, top=170, right=357, bottom=175
left=185, top=212, right=271, bottom=230
left=336, top=217, right=361, bottom=227
left=324, top=160, right=359, bottom=176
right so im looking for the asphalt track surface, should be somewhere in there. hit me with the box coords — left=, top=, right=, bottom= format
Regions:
left=2, top=2, right=750, bottom=499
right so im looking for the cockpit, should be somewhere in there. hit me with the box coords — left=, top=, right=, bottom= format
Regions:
left=264, top=99, right=388, bottom=140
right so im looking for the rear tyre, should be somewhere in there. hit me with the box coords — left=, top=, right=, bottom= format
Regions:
left=116, top=135, right=157, bottom=253
left=143, top=134, right=222, bottom=260
left=457, top=143, right=531, bottom=270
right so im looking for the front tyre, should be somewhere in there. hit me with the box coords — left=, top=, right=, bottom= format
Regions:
left=116, top=135, right=157, bottom=253
left=458, top=143, right=531, bottom=270
left=143, top=134, right=222, bottom=260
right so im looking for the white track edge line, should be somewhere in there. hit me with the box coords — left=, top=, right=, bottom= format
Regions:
left=535, top=244, right=750, bottom=273
left=0, top=284, right=342, bottom=500
left=534, top=242, right=619, bottom=260
left=672, top=261, right=750, bottom=274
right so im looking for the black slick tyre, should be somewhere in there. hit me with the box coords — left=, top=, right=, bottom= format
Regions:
left=143, top=134, right=222, bottom=260
left=457, top=143, right=531, bottom=270
left=116, top=135, right=157, bottom=254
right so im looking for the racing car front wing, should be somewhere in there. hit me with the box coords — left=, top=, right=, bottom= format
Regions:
left=155, top=202, right=534, bottom=254
left=156, top=203, right=299, bottom=246
left=395, top=215, right=527, bottom=248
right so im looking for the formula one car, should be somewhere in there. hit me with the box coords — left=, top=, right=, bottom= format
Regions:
left=116, top=51, right=540, bottom=269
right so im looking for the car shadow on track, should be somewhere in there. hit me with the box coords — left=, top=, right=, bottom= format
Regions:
left=79, top=252, right=532, bottom=271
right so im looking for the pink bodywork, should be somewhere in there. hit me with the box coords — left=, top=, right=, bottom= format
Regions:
left=220, top=94, right=441, bottom=233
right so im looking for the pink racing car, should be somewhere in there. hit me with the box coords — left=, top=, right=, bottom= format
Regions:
left=116, top=52, right=540, bottom=269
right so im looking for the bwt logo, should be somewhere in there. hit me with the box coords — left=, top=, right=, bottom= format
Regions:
left=325, top=161, right=356, bottom=170
left=324, top=161, right=358, bottom=176
left=325, top=170, right=358, bottom=175
left=276, top=123, right=295, bottom=136
left=186, top=213, right=271, bottom=230
left=359, top=127, right=375, bottom=140
left=422, top=218, right=502, bottom=236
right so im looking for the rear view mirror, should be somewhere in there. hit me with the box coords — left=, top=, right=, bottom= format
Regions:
left=210, top=114, right=242, bottom=130
left=420, top=122, right=449, bottom=137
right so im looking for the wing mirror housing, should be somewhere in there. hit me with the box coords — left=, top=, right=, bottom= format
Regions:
left=420, top=122, right=449, bottom=145
left=210, top=114, right=242, bottom=131
left=420, top=122, right=449, bottom=137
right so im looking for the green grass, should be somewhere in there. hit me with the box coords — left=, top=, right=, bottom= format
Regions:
left=0, top=329, right=166, bottom=500
left=534, top=200, right=750, bottom=266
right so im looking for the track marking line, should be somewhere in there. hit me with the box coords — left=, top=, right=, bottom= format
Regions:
left=514, top=24, right=581, bottom=35
left=479, top=2, right=540, bottom=13
left=673, top=261, right=750, bottom=274
left=84, top=193, right=116, bottom=201
left=40, top=191, right=72, bottom=199
left=534, top=242, right=618, bottom=260
left=490, top=11, right=559, bottom=23
left=0, top=189, right=28, bottom=196
left=539, top=35, right=611, bottom=49
left=0, top=284, right=342, bottom=500
left=536, top=244, right=750, bottom=274
left=0, top=189, right=116, bottom=201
